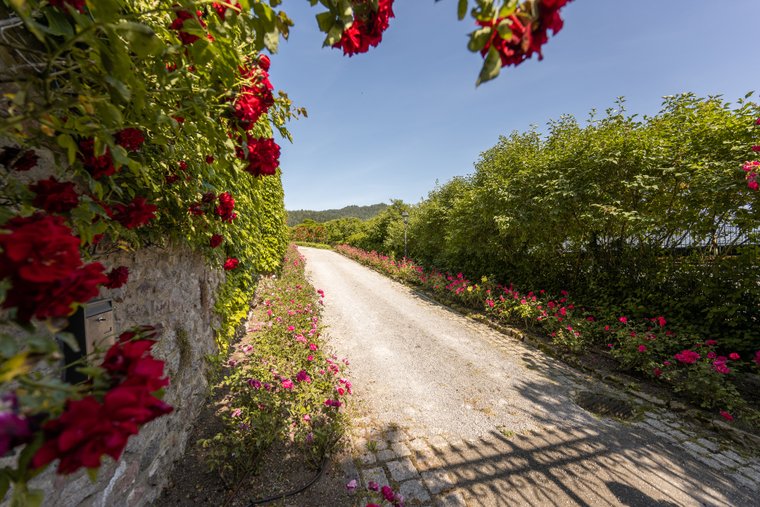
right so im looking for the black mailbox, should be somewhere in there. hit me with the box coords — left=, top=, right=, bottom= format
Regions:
left=62, top=299, right=116, bottom=384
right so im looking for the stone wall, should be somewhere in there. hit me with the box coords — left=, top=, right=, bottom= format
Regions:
left=14, top=244, right=225, bottom=506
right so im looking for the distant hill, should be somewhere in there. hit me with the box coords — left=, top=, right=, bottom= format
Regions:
left=287, top=203, right=389, bottom=226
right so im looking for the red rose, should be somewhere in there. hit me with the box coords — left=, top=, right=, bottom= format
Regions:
left=258, top=54, right=271, bottom=71
left=112, top=196, right=158, bottom=229
left=333, top=0, right=395, bottom=56
left=104, top=266, right=129, bottom=289
left=1, top=148, right=39, bottom=171
left=48, top=0, right=86, bottom=13
left=78, top=138, right=117, bottom=179
left=205, top=155, right=215, bottom=164
left=224, top=257, right=239, bottom=271
left=215, top=192, right=236, bottom=223
left=115, top=128, right=145, bottom=152
left=209, top=234, right=224, bottom=248
left=0, top=215, right=81, bottom=283
left=170, top=9, right=206, bottom=45
left=29, top=177, right=79, bottom=213
left=238, top=135, right=280, bottom=176
left=212, top=1, right=241, bottom=20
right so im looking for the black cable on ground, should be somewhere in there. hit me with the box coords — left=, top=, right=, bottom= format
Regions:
left=246, top=451, right=331, bottom=506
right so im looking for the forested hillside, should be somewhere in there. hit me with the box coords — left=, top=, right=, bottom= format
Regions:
left=287, top=203, right=389, bottom=226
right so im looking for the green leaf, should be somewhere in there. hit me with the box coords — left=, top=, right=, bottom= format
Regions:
left=56, top=134, right=78, bottom=165
left=315, top=12, right=334, bottom=32
left=114, top=21, right=165, bottom=58
left=457, top=0, right=468, bottom=20
left=0, top=472, right=9, bottom=501
left=324, top=24, right=344, bottom=47
left=105, top=76, right=131, bottom=102
left=0, top=352, right=30, bottom=383
left=43, top=9, right=74, bottom=37
left=496, top=19, right=513, bottom=39
left=467, top=27, right=491, bottom=52
left=476, top=46, right=501, bottom=86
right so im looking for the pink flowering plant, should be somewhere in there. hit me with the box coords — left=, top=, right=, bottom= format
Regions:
left=336, top=244, right=760, bottom=425
left=199, top=245, right=350, bottom=483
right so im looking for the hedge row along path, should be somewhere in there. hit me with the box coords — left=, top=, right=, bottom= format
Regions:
left=299, top=247, right=760, bottom=506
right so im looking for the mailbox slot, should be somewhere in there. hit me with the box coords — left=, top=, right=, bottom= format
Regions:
left=62, top=299, right=116, bottom=384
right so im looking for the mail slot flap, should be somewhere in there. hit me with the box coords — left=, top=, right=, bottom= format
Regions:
left=84, top=299, right=113, bottom=318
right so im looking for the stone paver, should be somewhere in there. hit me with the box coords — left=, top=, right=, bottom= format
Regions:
left=398, top=479, right=431, bottom=503
left=387, top=457, right=419, bottom=482
left=362, top=466, right=389, bottom=488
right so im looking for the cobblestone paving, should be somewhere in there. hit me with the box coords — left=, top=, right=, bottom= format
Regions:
left=301, top=247, right=760, bottom=506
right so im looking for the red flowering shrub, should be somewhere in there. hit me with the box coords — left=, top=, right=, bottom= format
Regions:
left=104, top=266, right=129, bottom=289
left=112, top=196, right=158, bottom=229
left=32, top=330, right=171, bottom=474
left=224, top=257, right=239, bottom=270
left=78, top=138, right=117, bottom=179
left=333, top=0, right=395, bottom=56
left=29, top=177, right=79, bottom=213
left=115, top=128, right=145, bottom=152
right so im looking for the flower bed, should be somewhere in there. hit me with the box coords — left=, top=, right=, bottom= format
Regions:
left=198, top=244, right=351, bottom=483
left=335, top=244, right=760, bottom=427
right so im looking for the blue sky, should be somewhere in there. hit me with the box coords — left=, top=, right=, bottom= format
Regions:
left=273, top=0, right=760, bottom=210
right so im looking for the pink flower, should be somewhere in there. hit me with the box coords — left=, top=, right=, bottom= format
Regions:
left=296, top=370, right=311, bottom=383
left=754, top=351, right=760, bottom=366
left=674, top=349, right=700, bottom=364
left=367, top=480, right=379, bottom=491
left=309, top=343, right=318, bottom=351
left=705, top=339, right=717, bottom=346
left=618, top=316, right=628, bottom=324
left=653, top=367, right=663, bottom=377
left=638, top=345, right=647, bottom=353
left=655, top=316, right=666, bottom=328
left=346, top=479, right=357, bottom=492
left=281, top=379, right=294, bottom=390
left=719, top=410, right=734, bottom=422
left=728, top=352, right=740, bottom=361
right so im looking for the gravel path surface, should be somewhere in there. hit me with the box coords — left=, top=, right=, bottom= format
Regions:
left=300, top=247, right=760, bottom=507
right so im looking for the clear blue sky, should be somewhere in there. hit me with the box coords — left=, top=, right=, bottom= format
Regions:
left=272, top=0, right=760, bottom=210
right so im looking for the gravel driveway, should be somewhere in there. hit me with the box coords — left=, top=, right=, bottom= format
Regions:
left=300, top=247, right=759, bottom=507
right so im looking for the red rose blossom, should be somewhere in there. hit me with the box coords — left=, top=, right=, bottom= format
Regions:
left=112, top=196, right=158, bottom=229
left=258, top=54, right=271, bottom=71
left=170, top=9, right=206, bottom=45
left=215, top=192, right=236, bottom=223
left=224, top=257, right=239, bottom=271
left=0, top=215, right=82, bottom=283
left=78, top=138, right=117, bottom=179
left=212, top=1, right=241, bottom=20
left=48, top=0, right=86, bottom=13
left=115, top=128, right=145, bottom=152
left=29, top=177, right=79, bottom=213
left=209, top=234, right=224, bottom=248
left=0, top=148, right=39, bottom=171
left=205, top=155, right=215, bottom=164
left=333, top=0, right=395, bottom=56
left=240, top=136, right=280, bottom=176
left=104, top=266, right=129, bottom=289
